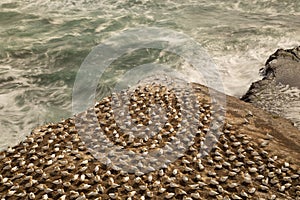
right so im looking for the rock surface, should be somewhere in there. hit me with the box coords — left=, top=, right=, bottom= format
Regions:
left=0, top=82, right=299, bottom=199
left=241, top=46, right=300, bottom=129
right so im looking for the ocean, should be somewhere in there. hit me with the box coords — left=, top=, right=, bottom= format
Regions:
left=0, top=0, right=299, bottom=150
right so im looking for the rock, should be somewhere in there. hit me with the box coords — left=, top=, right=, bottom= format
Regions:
left=263, top=46, right=300, bottom=87
left=241, top=46, right=300, bottom=129
left=0, top=82, right=299, bottom=199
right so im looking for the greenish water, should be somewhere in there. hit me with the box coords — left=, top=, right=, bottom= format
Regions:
left=0, top=0, right=299, bottom=149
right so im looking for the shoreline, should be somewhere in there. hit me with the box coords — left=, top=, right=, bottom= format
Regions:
left=242, top=46, right=300, bottom=129
left=0, top=70, right=299, bottom=199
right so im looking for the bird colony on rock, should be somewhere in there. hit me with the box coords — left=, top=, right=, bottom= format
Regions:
left=0, top=83, right=299, bottom=199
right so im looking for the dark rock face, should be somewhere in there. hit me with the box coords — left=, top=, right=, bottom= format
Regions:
left=262, top=46, right=300, bottom=88
left=242, top=46, right=300, bottom=129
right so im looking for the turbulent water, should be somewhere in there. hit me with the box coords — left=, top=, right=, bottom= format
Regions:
left=0, top=0, right=299, bottom=150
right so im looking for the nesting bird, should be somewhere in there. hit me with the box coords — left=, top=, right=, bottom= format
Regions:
left=0, top=82, right=299, bottom=199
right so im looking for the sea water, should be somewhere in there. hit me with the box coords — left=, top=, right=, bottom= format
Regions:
left=0, top=0, right=299, bottom=149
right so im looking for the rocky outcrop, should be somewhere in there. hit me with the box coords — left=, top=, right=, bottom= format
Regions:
left=0, top=82, right=299, bottom=199
left=241, top=46, right=300, bottom=129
